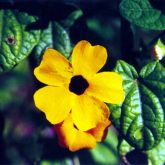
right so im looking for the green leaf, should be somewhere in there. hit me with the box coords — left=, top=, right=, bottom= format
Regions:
left=89, top=129, right=119, bottom=165
left=61, top=9, right=83, bottom=29
left=146, top=139, right=165, bottom=165
left=109, top=104, right=121, bottom=129
left=33, top=9, right=83, bottom=64
left=0, top=10, right=40, bottom=72
left=52, top=22, right=71, bottom=58
left=109, top=60, right=139, bottom=130
left=120, top=0, right=165, bottom=30
left=110, top=60, right=165, bottom=150
left=34, top=21, right=72, bottom=64
left=33, top=23, right=53, bottom=64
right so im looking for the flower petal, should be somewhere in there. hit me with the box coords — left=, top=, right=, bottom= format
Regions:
left=87, top=72, right=125, bottom=104
left=71, top=94, right=110, bottom=131
left=88, top=119, right=111, bottom=142
left=34, top=86, right=71, bottom=124
left=71, top=40, right=107, bottom=76
left=54, top=115, right=96, bottom=152
left=34, top=48, right=73, bottom=86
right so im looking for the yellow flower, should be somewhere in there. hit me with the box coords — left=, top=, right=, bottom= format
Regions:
left=54, top=114, right=110, bottom=151
left=33, top=40, right=124, bottom=131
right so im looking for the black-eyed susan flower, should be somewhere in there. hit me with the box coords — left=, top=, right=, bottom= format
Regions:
left=33, top=40, right=124, bottom=132
left=54, top=114, right=110, bottom=151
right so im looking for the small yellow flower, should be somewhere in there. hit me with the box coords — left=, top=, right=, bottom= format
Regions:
left=34, top=40, right=124, bottom=131
left=54, top=114, right=110, bottom=151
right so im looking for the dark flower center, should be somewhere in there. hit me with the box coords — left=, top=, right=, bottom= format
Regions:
left=69, top=75, right=89, bottom=95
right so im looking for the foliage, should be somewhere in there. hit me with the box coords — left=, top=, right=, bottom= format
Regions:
left=146, top=139, right=165, bottom=165
left=0, top=0, right=165, bottom=165
left=120, top=0, right=165, bottom=30
left=0, top=10, right=40, bottom=72
left=109, top=60, right=165, bottom=150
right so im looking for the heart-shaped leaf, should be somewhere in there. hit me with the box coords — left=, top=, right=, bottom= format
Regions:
left=109, top=60, right=165, bottom=150
left=120, top=0, right=165, bottom=30
left=0, top=10, right=40, bottom=73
